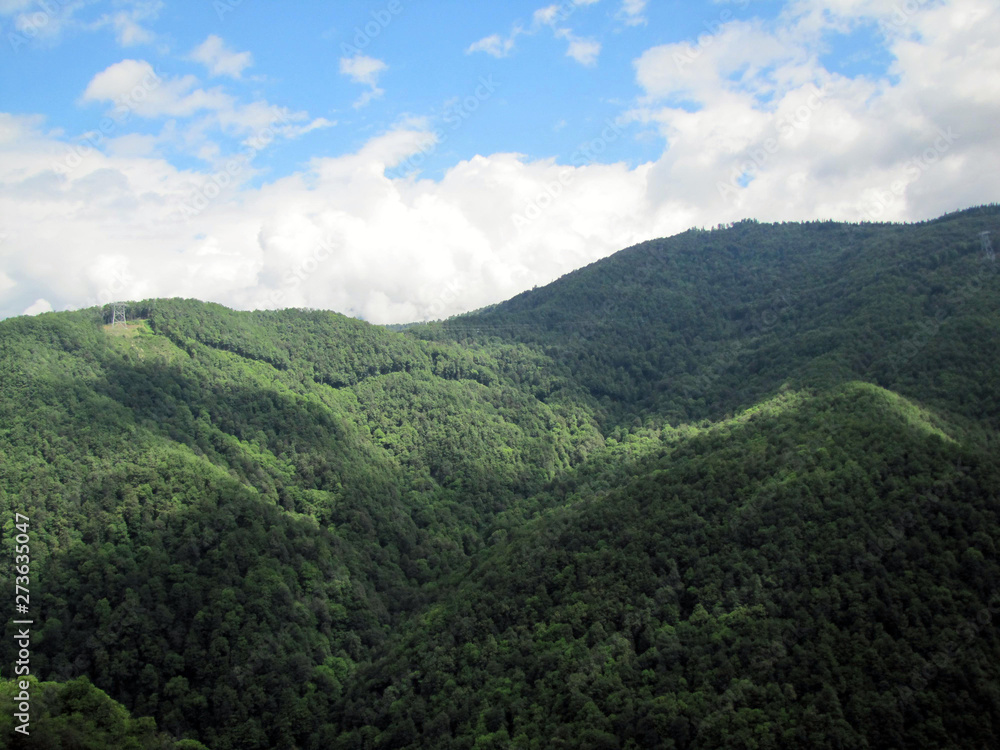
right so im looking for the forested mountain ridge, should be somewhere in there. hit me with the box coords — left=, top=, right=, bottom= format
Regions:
left=422, top=205, right=1000, bottom=433
left=0, top=302, right=601, bottom=748
left=1, top=205, right=999, bottom=748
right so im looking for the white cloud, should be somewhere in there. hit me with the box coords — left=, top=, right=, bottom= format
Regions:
left=466, top=32, right=520, bottom=58
left=6, top=0, right=82, bottom=47
left=468, top=1, right=601, bottom=65
left=0, top=114, right=668, bottom=323
left=627, top=0, right=1000, bottom=221
left=79, top=60, right=332, bottom=156
left=283, top=117, right=337, bottom=138
left=633, top=20, right=794, bottom=103
left=82, top=59, right=229, bottom=119
left=104, top=132, right=159, bottom=158
left=340, top=55, right=388, bottom=108
left=555, top=29, right=602, bottom=66
left=189, top=35, right=254, bottom=78
left=0, top=0, right=160, bottom=48
left=88, top=0, right=163, bottom=47
left=533, top=5, right=563, bottom=26
left=114, top=18, right=152, bottom=45
left=618, top=0, right=648, bottom=26
left=339, top=55, right=388, bottom=87
left=23, top=299, right=53, bottom=316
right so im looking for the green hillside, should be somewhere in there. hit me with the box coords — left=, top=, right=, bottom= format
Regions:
left=337, top=384, right=1000, bottom=748
left=1, top=205, right=999, bottom=748
left=425, top=207, right=1000, bottom=433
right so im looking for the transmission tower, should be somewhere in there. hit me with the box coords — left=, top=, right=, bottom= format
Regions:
left=111, top=302, right=128, bottom=328
left=981, top=231, right=995, bottom=262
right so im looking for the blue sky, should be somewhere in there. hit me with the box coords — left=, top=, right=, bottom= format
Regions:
left=2, top=1, right=778, bottom=177
left=1, top=0, right=998, bottom=322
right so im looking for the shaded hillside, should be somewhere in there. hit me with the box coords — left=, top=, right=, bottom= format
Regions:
left=335, top=384, right=1000, bottom=748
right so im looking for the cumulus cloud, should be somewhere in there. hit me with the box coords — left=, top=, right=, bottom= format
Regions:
left=82, top=59, right=229, bottom=119
left=0, top=113, right=669, bottom=323
left=22, top=299, right=53, bottom=316
left=80, top=59, right=332, bottom=154
left=627, top=0, right=1000, bottom=221
left=189, top=35, right=254, bottom=78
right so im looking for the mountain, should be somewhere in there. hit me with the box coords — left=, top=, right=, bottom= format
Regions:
left=424, top=207, right=1000, bottom=433
left=337, top=383, right=1000, bottom=748
left=1, top=205, right=999, bottom=748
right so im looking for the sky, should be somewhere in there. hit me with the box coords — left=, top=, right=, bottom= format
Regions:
left=0, top=0, right=998, bottom=323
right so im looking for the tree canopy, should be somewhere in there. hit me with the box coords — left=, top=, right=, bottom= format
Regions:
left=1, top=205, right=999, bottom=748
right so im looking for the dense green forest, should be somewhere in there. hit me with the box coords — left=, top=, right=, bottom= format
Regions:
left=1, top=205, right=999, bottom=748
